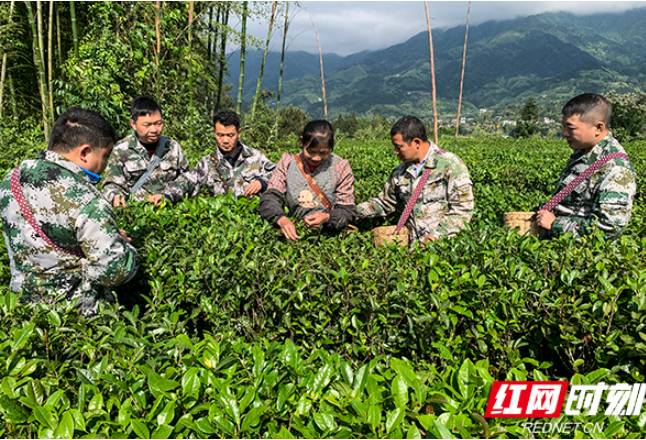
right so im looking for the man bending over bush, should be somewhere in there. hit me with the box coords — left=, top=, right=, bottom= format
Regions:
left=0, top=108, right=139, bottom=315
left=357, top=116, right=474, bottom=245
left=535, top=93, right=637, bottom=239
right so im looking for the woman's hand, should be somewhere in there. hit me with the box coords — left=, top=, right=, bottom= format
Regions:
left=303, top=212, right=330, bottom=228
left=277, top=216, right=300, bottom=240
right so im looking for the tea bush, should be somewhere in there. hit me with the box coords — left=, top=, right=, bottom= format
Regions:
left=1, top=136, right=645, bottom=438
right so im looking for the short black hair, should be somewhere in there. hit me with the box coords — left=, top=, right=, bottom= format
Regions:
left=562, top=93, right=612, bottom=127
left=391, top=116, right=428, bottom=143
left=131, top=96, right=163, bottom=122
left=213, top=109, right=241, bottom=130
left=49, top=107, right=117, bottom=153
left=301, top=120, right=334, bottom=151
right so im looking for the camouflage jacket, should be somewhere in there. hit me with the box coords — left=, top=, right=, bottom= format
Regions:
left=163, top=142, right=275, bottom=203
left=546, top=133, right=636, bottom=239
left=0, top=150, right=139, bottom=315
left=357, top=143, right=474, bottom=244
left=102, top=132, right=189, bottom=202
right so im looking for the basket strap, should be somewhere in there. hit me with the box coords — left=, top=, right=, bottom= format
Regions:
left=210, top=152, right=231, bottom=194
left=10, top=168, right=85, bottom=258
left=130, top=136, right=167, bottom=194
left=534, top=152, right=630, bottom=217
left=294, top=153, right=334, bottom=210
left=394, top=148, right=445, bottom=235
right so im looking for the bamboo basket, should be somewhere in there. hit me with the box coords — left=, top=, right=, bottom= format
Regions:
left=504, top=212, right=539, bottom=236
left=372, top=225, right=409, bottom=246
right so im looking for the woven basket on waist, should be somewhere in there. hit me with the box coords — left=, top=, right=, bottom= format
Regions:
left=503, top=212, right=539, bottom=236
left=372, top=225, right=409, bottom=246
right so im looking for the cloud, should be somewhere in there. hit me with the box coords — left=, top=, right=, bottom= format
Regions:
left=240, top=1, right=646, bottom=56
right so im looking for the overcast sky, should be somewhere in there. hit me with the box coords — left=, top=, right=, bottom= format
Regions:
left=233, top=1, right=646, bottom=56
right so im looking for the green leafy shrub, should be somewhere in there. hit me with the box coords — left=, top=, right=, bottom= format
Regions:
left=607, top=92, right=646, bottom=143
left=0, top=120, right=44, bottom=172
left=1, top=136, right=645, bottom=438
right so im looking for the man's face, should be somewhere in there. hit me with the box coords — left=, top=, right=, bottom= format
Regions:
left=214, top=122, right=241, bottom=155
left=131, top=110, right=164, bottom=144
left=302, top=143, right=331, bottom=168
left=562, top=113, right=601, bottom=151
left=83, top=143, right=114, bottom=175
left=392, top=133, right=422, bottom=163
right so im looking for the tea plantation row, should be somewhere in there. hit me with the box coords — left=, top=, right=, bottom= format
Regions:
left=0, top=135, right=645, bottom=438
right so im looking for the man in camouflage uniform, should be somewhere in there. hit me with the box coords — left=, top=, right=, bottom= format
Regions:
left=357, top=116, right=474, bottom=245
left=102, top=96, right=189, bottom=206
left=536, top=93, right=636, bottom=239
left=0, top=108, right=139, bottom=315
left=149, top=109, right=275, bottom=204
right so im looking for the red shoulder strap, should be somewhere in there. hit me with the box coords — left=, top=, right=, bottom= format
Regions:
left=394, top=168, right=432, bottom=234
left=10, top=168, right=85, bottom=258
left=539, top=152, right=630, bottom=212
left=394, top=148, right=446, bottom=234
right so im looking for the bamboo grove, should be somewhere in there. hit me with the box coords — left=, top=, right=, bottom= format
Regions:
left=0, top=2, right=296, bottom=146
left=0, top=2, right=477, bottom=148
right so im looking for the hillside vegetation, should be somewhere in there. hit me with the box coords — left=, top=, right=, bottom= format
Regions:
left=227, top=8, right=646, bottom=119
left=1, top=134, right=645, bottom=438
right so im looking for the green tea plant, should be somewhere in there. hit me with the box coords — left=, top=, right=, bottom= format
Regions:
left=0, top=137, right=645, bottom=438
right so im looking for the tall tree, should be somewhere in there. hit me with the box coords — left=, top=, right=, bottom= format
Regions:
left=8, top=74, right=17, bottom=120
left=208, top=5, right=221, bottom=119
left=206, top=5, right=214, bottom=116
left=55, top=2, right=63, bottom=70
left=236, top=1, right=248, bottom=114
left=516, top=97, right=539, bottom=138
left=424, top=1, right=438, bottom=147
left=0, top=1, right=15, bottom=119
left=25, top=0, right=51, bottom=140
left=455, top=1, right=471, bottom=137
left=275, top=1, right=290, bottom=138
left=251, top=1, right=277, bottom=123
left=608, top=92, right=646, bottom=142
left=215, top=4, right=229, bottom=111
left=70, top=1, right=78, bottom=58
left=4, top=2, right=227, bottom=136
left=303, top=3, right=327, bottom=119
left=206, top=7, right=215, bottom=64
left=153, top=0, right=161, bottom=97
left=48, top=1, right=54, bottom=122
left=37, top=1, right=45, bottom=83
left=154, top=1, right=161, bottom=67
left=188, top=1, right=194, bottom=146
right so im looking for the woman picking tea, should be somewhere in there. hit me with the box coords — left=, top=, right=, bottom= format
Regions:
left=259, top=120, right=356, bottom=240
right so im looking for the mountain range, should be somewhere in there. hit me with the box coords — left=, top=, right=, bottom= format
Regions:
left=226, top=8, right=646, bottom=119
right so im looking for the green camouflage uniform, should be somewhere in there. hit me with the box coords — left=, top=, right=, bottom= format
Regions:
left=0, top=150, right=139, bottom=315
left=546, top=133, right=636, bottom=239
left=357, top=143, right=474, bottom=244
left=102, top=133, right=189, bottom=202
left=162, top=142, right=275, bottom=203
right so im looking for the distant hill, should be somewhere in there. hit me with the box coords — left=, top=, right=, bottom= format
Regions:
left=225, top=50, right=372, bottom=100
left=226, top=8, right=646, bottom=119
